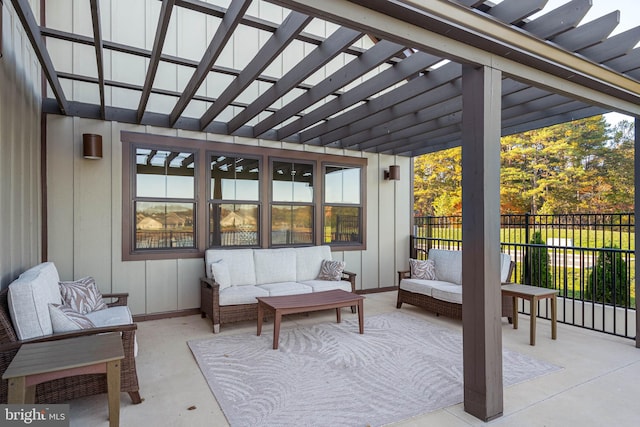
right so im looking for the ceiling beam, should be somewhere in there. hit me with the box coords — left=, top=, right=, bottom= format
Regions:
left=226, top=26, right=362, bottom=133
left=89, top=0, right=105, bottom=119
left=137, top=0, right=176, bottom=123
left=10, top=0, right=69, bottom=114
left=199, top=11, right=313, bottom=130
left=276, top=50, right=444, bottom=140
left=251, top=39, right=405, bottom=137
left=169, top=0, right=252, bottom=126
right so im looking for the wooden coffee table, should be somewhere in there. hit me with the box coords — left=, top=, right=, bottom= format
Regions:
left=256, top=289, right=365, bottom=349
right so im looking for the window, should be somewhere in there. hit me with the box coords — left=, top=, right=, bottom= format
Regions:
left=122, top=131, right=367, bottom=260
left=209, top=155, right=260, bottom=247
left=324, top=165, right=363, bottom=245
left=134, top=148, right=196, bottom=250
left=271, top=161, right=313, bottom=245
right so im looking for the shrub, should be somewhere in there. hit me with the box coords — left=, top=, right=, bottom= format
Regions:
left=585, top=245, right=629, bottom=307
left=522, top=231, right=553, bottom=288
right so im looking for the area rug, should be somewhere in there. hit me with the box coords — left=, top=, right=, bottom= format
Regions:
left=188, top=311, right=561, bottom=427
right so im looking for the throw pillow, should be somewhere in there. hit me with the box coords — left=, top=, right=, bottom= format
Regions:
left=210, top=259, right=232, bottom=290
left=59, top=276, right=107, bottom=314
left=317, top=259, right=345, bottom=281
left=409, top=259, right=437, bottom=280
left=48, top=303, right=96, bottom=332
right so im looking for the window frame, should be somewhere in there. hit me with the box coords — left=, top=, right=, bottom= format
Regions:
left=122, top=131, right=367, bottom=261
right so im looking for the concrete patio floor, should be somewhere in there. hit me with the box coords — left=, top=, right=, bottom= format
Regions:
left=68, top=291, right=639, bottom=426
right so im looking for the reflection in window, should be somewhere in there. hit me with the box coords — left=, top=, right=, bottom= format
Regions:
left=210, top=204, right=259, bottom=247
left=324, top=166, right=360, bottom=204
left=272, top=161, right=313, bottom=202
left=135, top=202, right=195, bottom=249
left=272, top=205, right=313, bottom=245
left=210, top=155, right=259, bottom=201
left=324, top=206, right=361, bottom=244
left=134, top=148, right=196, bottom=251
left=136, top=148, right=194, bottom=198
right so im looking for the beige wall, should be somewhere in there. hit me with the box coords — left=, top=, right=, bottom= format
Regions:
left=46, top=117, right=411, bottom=315
left=0, top=0, right=42, bottom=288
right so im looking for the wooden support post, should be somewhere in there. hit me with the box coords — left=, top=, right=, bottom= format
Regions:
left=461, top=64, right=503, bottom=421
left=635, top=117, right=640, bottom=349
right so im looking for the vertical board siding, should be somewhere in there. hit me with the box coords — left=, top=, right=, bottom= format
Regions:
left=0, top=0, right=42, bottom=288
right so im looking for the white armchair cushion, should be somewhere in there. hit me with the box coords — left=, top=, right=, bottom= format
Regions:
left=500, top=253, right=512, bottom=282
left=8, top=263, right=62, bottom=340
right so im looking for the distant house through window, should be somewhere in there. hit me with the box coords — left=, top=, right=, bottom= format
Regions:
left=121, top=132, right=366, bottom=261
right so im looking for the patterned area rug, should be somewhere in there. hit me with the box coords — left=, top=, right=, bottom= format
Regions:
left=188, top=311, right=561, bottom=427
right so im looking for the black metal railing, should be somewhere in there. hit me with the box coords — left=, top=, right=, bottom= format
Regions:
left=412, top=213, right=636, bottom=339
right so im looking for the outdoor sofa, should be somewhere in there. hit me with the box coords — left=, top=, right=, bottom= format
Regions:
left=397, top=248, right=514, bottom=321
left=0, top=262, right=141, bottom=404
left=201, top=246, right=356, bottom=333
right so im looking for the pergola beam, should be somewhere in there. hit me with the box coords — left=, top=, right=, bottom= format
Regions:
left=89, top=0, right=105, bottom=119
left=169, top=0, right=252, bottom=126
left=226, top=26, right=363, bottom=133
left=199, top=11, right=313, bottom=130
left=10, top=0, right=69, bottom=114
left=137, top=0, right=176, bottom=123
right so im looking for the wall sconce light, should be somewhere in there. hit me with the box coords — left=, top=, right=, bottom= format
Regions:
left=384, top=165, right=400, bottom=181
left=83, top=134, right=103, bottom=159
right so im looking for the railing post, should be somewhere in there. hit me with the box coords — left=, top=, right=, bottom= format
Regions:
left=524, top=213, right=531, bottom=285
left=427, top=216, right=433, bottom=252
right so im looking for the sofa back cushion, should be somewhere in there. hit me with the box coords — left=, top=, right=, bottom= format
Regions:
left=254, top=249, right=297, bottom=284
left=205, top=249, right=257, bottom=286
left=8, top=262, right=62, bottom=340
left=427, top=249, right=512, bottom=284
left=295, top=246, right=332, bottom=282
left=428, top=249, right=462, bottom=285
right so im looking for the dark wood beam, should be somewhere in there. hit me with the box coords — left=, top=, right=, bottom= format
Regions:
left=579, top=26, right=640, bottom=63
left=606, top=48, right=640, bottom=74
left=199, top=11, right=313, bottom=130
left=552, top=11, right=619, bottom=51
left=169, top=0, right=252, bottom=126
left=226, top=26, right=362, bottom=133
left=10, top=0, right=69, bottom=114
left=89, top=0, right=105, bottom=119
left=138, top=0, right=176, bottom=123
left=522, top=0, right=591, bottom=39
left=251, top=39, right=405, bottom=137
left=276, top=51, right=443, bottom=140
left=487, top=0, right=547, bottom=24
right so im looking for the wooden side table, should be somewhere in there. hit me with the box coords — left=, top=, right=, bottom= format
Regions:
left=501, top=283, right=558, bottom=346
left=2, top=333, right=124, bottom=427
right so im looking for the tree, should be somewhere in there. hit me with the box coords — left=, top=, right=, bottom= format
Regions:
left=522, top=231, right=553, bottom=288
left=585, top=245, right=629, bottom=307
left=413, top=148, right=461, bottom=216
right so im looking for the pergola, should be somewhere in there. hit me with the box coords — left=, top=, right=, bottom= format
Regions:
left=9, top=0, right=640, bottom=421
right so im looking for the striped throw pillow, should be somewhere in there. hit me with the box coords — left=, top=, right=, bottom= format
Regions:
left=317, top=259, right=346, bottom=281
left=409, top=259, right=437, bottom=280
left=59, top=276, right=107, bottom=314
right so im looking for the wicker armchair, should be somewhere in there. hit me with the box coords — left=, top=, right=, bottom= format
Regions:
left=0, top=288, right=142, bottom=404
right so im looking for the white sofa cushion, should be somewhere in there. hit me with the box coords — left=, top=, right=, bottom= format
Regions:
left=300, top=279, right=352, bottom=293
left=254, top=249, right=297, bottom=284
left=295, top=246, right=332, bottom=281
left=8, top=263, right=62, bottom=340
left=205, top=249, right=257, bottom=286
left=256, top=282, right=312, bottom=296
left=430, top=282, right=463, bottom=304
left=85, top=306, right=138, bottom=357
left=428, top=249, right=462, bottom=285
left=219, top=285, right=269, bottom=306
left=210, top=259, right=232, bottom=290
left=500, top=252, right=512, bottom=282
left=400, top=278, right=435, bottom=296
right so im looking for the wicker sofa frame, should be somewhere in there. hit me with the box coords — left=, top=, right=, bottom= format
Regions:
left=396, top=261, right=515, bottom=322
left=200, top=271, right=357, bottom=333
left=0, top=288, right=142, bottom=404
